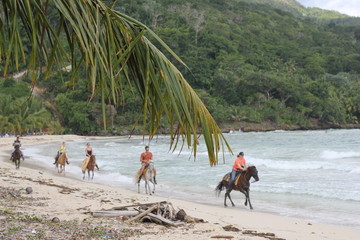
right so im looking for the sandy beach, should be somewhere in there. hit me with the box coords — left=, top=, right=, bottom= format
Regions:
left=0, top=135, right=359, bottom=240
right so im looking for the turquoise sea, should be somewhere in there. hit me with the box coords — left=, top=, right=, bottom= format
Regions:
left=26, top=129, right=360, bottom=229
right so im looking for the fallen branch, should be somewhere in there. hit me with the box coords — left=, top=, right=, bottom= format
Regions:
left=126, top=204, right=159, bottom=223
left=8, top=192, right=18, bottom=198
left=142, top=215, right=163, bottom=225
left=112, top=201, right=167, bottom=210
left=211, top=236, right=234, bottom=239
left=92, top=210, right=139, bottom=217
left=147, top=213, right=184, bottom=226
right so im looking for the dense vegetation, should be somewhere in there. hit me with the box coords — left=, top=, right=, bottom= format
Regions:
left=2, top=0, right=360, bottom=134
left=0, top=78, right=61, bottom=135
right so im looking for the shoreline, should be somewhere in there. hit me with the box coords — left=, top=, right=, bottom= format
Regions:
left=1, top=135, right=360, bottom=240
left=218, top=120, right=360, bottom=133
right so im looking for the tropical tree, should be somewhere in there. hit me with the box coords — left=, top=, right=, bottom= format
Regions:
left=0, top=0, right=231, bottom=165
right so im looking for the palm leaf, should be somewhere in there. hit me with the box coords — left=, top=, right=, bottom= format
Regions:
left=0, top=0, right=232, bottom=165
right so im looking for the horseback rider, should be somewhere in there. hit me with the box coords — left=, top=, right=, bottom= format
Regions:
left=227, top=152, right=247, bottom=190
left=10, top=136, right=24, bottom=161
left=53, top=142, right=69, bottom=165
left=138, top=146, right=157, bottom=184
left=85, top=143, right=99, bottom=170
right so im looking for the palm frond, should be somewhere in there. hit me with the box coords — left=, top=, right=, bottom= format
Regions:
left=0, top=0, right=232, bottom=165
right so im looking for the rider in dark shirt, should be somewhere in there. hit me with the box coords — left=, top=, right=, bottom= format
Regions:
left=10, top=137, right=24, bottom=160
left=85, top=143, right=99, bottom=170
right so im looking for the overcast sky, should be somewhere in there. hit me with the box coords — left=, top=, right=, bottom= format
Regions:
left=297, top=0, right=360, bottom=17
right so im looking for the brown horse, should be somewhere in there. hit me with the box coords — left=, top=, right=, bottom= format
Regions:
left=55, top=153, right=68, bottom=175
left=82, top=155, right=96, bottom=180
left=215, top=165, right=259, bottom=209
left=136, top=164, right=156, bottom=195
left=12, top=148, right=23, bottom=169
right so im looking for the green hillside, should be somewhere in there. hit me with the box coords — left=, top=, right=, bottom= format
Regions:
left=239, top=0, right=349, bottom=19
left=2, top=0, right=360, bottom=134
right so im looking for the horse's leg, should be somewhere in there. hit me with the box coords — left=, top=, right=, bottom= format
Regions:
left=223, top=181, right=229, bottom=207
left=239, top=189, right=248, bottom=207
left=148, top=180, right=153, bottom=195
left=148, top=181, right=153, bottom=195
left=239, top=189, right=247, bottom=206
left=144, top=180, right=147, bottom=194
left=227, top=191, right=236, bottom=207
left=146, top=180, right=152, bottom=195
left=224, top=187, right=234, bottom=207
left=138, top=182, right=140, bottom=193
left=245, top=189, right=253, bottom=210
left=91, top=170, right=94, bottom=180
left=152, top=180, right=155, bottom=194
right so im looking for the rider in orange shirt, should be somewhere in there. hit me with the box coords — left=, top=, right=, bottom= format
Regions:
left=227, top=152, right=247, bottom=189
left=138, top=146, right=157, bottom=184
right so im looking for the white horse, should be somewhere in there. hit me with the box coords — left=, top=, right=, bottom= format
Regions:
left=136, top=164, right=156, bottom=195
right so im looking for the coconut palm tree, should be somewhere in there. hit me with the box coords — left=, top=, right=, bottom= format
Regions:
left=0, top=0, right=232, bottom=165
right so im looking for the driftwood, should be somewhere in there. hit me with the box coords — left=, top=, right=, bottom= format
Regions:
left=146, top=213, right=184, bottom=226
left=112, top=201, right=167, bottom=210
left=126, top=204, right=159, bottom=223
left=92, top=201, right=198, bottom=227
left=142, top=215, right=163, bottom=224
left=8, top=191, right=18, bottom=198
left=211, top=236, right=234, bottom=239
left=92, top=210, right=139, bottom=217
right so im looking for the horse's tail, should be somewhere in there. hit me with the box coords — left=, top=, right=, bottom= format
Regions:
left=215, top=180, right=226, bottom=197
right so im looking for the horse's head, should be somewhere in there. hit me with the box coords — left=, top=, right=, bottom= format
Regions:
left=248, top=166, right=259, bottom=182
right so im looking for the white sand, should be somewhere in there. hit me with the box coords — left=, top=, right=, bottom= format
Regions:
left=1, top=135, right=359, bottom=240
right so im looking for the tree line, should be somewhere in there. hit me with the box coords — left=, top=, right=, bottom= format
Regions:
left=2, top=0, right=360, bottom=135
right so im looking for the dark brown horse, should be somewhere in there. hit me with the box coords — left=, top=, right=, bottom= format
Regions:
left=82, top=155, right=96, bottom=180
left=12, top=147, right=23, bottom=169
left=215, top=166, right=259, bottom=209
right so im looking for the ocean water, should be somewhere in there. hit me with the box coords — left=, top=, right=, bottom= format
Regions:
left=25, top=129, right=360, bottom=229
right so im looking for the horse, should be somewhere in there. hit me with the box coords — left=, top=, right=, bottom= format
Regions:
left=82, top=155, right=96, bottom=180
left=12, top=147, right=23, bottom=169
left=215, top=165, right=259, bottom=209
left=136, top=164, right=156, bottom=195
left=55, top=152, right=68, bottom=175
